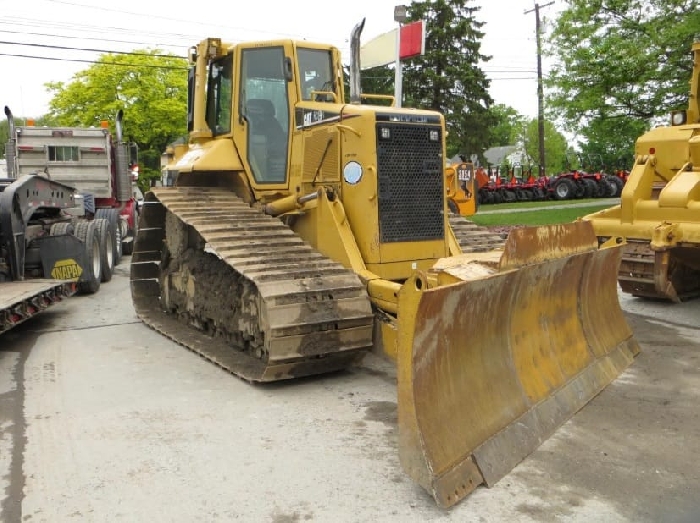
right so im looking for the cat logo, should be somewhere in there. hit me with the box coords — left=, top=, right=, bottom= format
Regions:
left=50, top=259, right=83, bottom=281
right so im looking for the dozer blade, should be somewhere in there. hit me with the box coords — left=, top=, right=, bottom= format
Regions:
left=396, top=221, right=640, bottom=508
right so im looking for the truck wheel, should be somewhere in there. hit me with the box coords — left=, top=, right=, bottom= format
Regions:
left=94, top=218, right=114, bottom=282
left=96, top=208, right=121, bottom=266
left=74, top=220, right=102, bottom=294
left=50, top=222, right=74, bottom=236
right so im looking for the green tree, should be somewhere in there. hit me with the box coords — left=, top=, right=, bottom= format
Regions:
left=519, top=118, right=570, bottom=175
left=46, top=50, right=188, bottom=188
left=359, top=65, right=395, bottom=103
left=401, top=0, right=495, bottom=159
left=546, top=0, right=700, bottom=153
left=575, top=117, right=646, bottom=171
left=487, top=104, right=526, bottom=147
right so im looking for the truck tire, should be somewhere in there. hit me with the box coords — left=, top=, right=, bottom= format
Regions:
left=50, top=222, right=75, bottom=236
left=96, top=208, right=121, bottom=267
left=74, top=220, right=102, bottom=294
left=94, top=218, right=114, bottom=282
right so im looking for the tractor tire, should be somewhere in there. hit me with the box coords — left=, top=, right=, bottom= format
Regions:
left=553, top=178, right=575, bottom=200
left=96, top=208, right=121, bottom=267
left=492, top=191, right=504, bottom=204
left=74, top=220, right=102, bottom=294
left=611, top=176, right=625, bottom=197
left=94, top=218, right=115, bottom=283
left=582, top=178, right=598, bottom=198
left=502, top=190, right=516, bottom=203
left=597, top=178, right=613, bottom=198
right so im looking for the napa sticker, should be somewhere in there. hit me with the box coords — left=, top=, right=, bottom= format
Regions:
left=50, top=258, right=83, bottom=281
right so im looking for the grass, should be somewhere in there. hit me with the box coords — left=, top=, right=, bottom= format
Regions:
left=479, top=197, right=611, bottom=211
left=469, top=204, right=614, bottom=227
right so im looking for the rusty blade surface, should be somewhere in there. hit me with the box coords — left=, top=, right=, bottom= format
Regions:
left=396, top=222, right=640, bottom=508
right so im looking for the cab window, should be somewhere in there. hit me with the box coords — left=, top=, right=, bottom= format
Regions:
left=205, top=54, right=233, bottom=135
left=298, top=48, right=334, bottom=102
left=240, top=47, right=289, bottom=183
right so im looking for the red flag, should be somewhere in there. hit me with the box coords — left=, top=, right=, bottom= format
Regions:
left=399, top=21, right=425, bottom=59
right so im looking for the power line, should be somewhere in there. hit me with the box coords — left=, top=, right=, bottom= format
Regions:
left=0, top=40, right=184, bottom=59
left=35, top=0, right=319, bottom=41
left=0, top=25, right=186, bottom=49
left=0, top=52, right=187, bottom=69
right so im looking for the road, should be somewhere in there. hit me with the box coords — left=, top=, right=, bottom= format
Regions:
left=1, top=259, right=699, bottom=523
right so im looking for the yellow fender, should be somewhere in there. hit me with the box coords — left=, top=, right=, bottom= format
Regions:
left=396, top=221, right=640, bottom=507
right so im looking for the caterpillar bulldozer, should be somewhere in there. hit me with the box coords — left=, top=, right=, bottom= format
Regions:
left=130, top=21, right=639, bottom=507
left=585, top=38, right=700, bottom=302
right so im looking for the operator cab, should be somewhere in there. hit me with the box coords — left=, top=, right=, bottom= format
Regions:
left=191, top=40, right=340, bottom=187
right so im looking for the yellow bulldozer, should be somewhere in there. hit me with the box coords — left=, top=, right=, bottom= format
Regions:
left=585, top=38, right=700, bottom=302
left=130, top=20, right=639, bottom=508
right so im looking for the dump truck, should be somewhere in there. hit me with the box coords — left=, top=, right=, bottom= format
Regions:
left=4, top=107, right=140, bottom=273
left=130, top=22, right=639, bottom=507
left=0, top=174, right=101, bottom=334
left=584, top=38, right=700, bottom=302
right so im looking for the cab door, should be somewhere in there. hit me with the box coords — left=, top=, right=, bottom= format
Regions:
left=234, top=44, right=293, bottom=188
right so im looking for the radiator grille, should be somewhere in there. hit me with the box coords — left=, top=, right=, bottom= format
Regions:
left=376, top=123, right=444, bottom=243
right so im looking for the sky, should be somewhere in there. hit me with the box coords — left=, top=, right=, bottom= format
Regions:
left=0, top=0, right=562, bottom=119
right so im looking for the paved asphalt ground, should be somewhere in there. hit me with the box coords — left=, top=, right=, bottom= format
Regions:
left=1, top=258, right=698, bottom=523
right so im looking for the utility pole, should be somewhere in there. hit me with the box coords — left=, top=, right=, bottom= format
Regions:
left=394, top=5, right=409, bottom=108
left=525, top=1, right=554, bottom=176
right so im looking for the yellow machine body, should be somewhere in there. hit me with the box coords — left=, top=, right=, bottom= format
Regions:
left=445, top=161, right=478, bottom=216
left=130, top=35, right=638, bottom=507
left=585, top=39, right=700, bottom=301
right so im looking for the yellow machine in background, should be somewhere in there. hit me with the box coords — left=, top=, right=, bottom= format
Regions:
left=585, top=39, right=700, bottom=302
left=130, top=20, right=639, bottom=507
left=445, top=160, right=478, bottom=216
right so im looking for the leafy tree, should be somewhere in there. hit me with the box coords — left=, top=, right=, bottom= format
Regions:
left=487, top=104, right=526, bottom=147
left=401, top=0, right=495, bottom=159
left=574, top=117, right=647, bottom=171
left=518, top=118, right=570, bottom=175
left=46, top=51, right=188, bottom=187
left=359, top=65, right=395, bottom=103
left=546, top=0, right=700, bottom=154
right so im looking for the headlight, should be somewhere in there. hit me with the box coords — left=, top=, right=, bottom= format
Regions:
left=671, top=111, right=687, bottom=126
left=429, top=129, right=440, bottom=142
